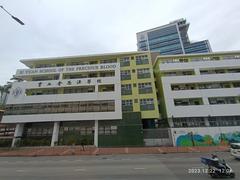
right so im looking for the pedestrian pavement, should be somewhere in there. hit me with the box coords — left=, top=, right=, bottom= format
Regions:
left=0, top=145, right=229, bottom=157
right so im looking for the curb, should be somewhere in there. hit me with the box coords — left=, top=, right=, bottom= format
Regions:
left=0, top=146, right=229, bottom=157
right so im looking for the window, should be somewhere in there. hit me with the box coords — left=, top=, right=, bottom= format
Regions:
left=32, top=75, right=60, bottom=81
left=99, top=71, right=115, bottom=77
left=98, top=84, right=115, bottom=92
left=137, top=68, right=151, bottom=79
left=228, top=68, right=240, bottom=73
left=99, top=126, right=117, bottom=135
left=174, top=98, right=203, bottom=106
left=121, top=70, right=131, bottom=80
left=35, top=64, right=54, bottom=68
left=179, top=58, right=189, bottom=62
left=120, top=57, right=130, bottom=67
left=98, top=127, right=104, bottom=135
left=110, top=126, right=117, bottom=134
left=223, top=55, right=240, bottom=60
left=105, top=127, right=110, bottom=135
left=136, top=55, right=149, bottom=65
left=233, top=82, right=240, bottom=88
left=171, top=84, right=196, bottom=91
left=100, top=59, right=117, bottom=64
left=138, top=82, right=153, bottom=94
left=5, top=100, right=115, bottom=115
left=86, top=127, right=93, bottom=135
left=208, top=96, right=239, bottom=105
left=163, top=70, right=194, bottom=76
left=209, top=116, right=240, bottom=127
left=24, top=124, right=53, bottom=137
left=140, top=98, right=155, bottom=111
left=171, top=81, right=238, bottom=91
left=173, top=117, right=206, bottom=127
left=200, top=68, right=240, bottom=75
left=122, top=100, right=133, bottom=112
left=63, top=86, right=95, bottom=94
left=121, top=84, right=132, bottom=95
left=56, top=63, right=64, bottom=67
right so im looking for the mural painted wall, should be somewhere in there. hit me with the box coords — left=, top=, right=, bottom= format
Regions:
left=171, top=126, right=240, bottom=147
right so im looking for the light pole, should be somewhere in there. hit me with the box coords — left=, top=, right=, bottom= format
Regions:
left=0, top=5, right=24, bottom=25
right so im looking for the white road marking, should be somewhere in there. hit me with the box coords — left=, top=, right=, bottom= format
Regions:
left=133, top=167, right=146, bottom=170
left=16, top=169, right=25, bottom=172
left=74, top=168, right=86, bottom=171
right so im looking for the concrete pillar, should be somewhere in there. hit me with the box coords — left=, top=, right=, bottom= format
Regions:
left=168, top=117, right=174, bottom=128
left=11, top=123, right=24, bottom=147
left=59, top=73, right=63, bottom=80
left=51, top=122, right=60, bottom=147
left=94, top=120, right=98, bottom=147
left=203, top=97, right=209, bottom=105
left=204, top=117, right=210, bottom=127
left=195, top=68, right=200, bottom=75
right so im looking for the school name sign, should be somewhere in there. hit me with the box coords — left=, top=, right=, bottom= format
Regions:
left=16, top=63, right=118, bottom=76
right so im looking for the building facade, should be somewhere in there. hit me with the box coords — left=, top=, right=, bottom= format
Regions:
left=2, top=51, right=159, bottom=147
left=137, top=19, right=212, bottom=55
left=0, top=85, right=15, bottom=147
left=154, top=51, right=240, bottom=146
left=2, top=50, right=240, bottom=147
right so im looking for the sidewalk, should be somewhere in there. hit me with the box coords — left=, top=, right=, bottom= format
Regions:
left=0, top=145, right=229, bottom=157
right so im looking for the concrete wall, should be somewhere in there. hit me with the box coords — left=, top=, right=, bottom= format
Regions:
left=159, top=59, right=240, bottom=118
left=3, top=63, right=122, bottom=123
left=143, top=128, right=173, bottom=146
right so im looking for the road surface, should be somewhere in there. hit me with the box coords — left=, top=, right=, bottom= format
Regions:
left=0, top=151, right=239, bottom=180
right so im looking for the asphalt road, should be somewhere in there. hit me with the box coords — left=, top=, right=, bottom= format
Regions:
left=0, top=152, right=239, bottom=180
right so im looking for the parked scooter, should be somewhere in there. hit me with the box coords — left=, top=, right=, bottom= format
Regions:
left=201, top=154, right=235, bottom=178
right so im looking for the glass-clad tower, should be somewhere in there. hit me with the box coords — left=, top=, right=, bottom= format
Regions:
left=137, top=19, right=212, bottom=55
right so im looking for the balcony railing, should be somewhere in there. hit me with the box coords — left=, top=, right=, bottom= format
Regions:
left=121, top=75, right=131, bottom=80
left=139, top=88, right=153, bottom=94
left=121, top=89, right=132, bottom=95
left=122, top=105, right=133, bottom=112
left=137, top=73, right=151, bottom=79
left=140, top=104, right=155, bottom=111
left=120, top=61, right=130, bottom=67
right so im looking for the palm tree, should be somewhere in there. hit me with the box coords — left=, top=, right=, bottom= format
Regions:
left=0, top=75, right=22, bottom=107
left=0, top=86, right=4, bottom=105
left=0, top=82, right=12, bottom=108
left=10, top=75, right=23, bottom=82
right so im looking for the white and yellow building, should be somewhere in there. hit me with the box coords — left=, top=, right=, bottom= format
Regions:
left=3, top=50, right=240, bottom=147
left=2, top=51, right=159, bottom=147
left=154, top=51, right=240, bottom=146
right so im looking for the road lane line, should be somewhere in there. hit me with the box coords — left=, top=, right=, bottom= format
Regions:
left=74, top=168, right=86, bottom=171
left=133, top=167, right=146, bottom=170
left=16, top=169, right=25, bottom=172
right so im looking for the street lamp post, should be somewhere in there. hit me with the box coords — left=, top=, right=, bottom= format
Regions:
left=0, top=5, right=24, bottom=25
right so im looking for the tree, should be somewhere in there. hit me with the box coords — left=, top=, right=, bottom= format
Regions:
left=0, top=82, right=12, bottom=107
left=80, top=138, right=88, bottom=151
left=0, top=75, right=23, bottom=107
left=0, top=86, right=4, bottom=109
left=10, top=75, right=23, bottom=82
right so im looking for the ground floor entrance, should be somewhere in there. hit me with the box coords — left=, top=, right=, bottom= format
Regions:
left=11, top=112, right=145, bottom=148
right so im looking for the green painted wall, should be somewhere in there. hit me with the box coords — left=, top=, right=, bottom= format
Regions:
left=99, top=112, right=144, bottom=147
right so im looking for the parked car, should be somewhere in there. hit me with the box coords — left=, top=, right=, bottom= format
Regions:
left=230, top=143, right=240, bottom=160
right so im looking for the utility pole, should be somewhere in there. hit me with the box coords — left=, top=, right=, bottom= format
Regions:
left=0, top=5, right=24, bottom=25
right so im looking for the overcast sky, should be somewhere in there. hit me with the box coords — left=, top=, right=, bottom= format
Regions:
left=0, top=0, right=240, bottom=85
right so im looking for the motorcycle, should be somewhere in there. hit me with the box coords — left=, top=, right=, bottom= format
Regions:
left=201, top=155, right=235, bottom=178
